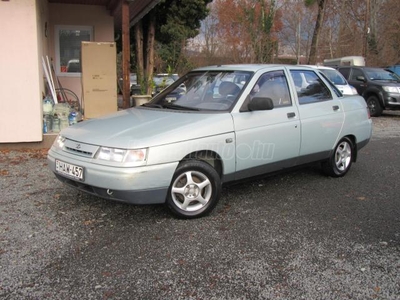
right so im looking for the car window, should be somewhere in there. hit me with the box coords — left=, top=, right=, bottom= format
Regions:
left=338, top=68, right=350, bottom=80
left=250, top=70, right=292, bottom=108
left=290, top=70, right=332, bottom=104
left=319, top=69, right=347, bottom=85
left=318, top=72, right=343, bottom=98
left=151, top=70, right=252, bottom=111
left=350, top=68, right=364, bottom=81
left=364, top=68, right=400, bottom=82
left=153, top=76, right=175, bottom=86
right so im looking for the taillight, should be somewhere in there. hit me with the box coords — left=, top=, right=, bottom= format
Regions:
left=367, top=107, right=371, bottom=119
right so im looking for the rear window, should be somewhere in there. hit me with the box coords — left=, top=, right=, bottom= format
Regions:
left=319, top=69, right=347, bottom=85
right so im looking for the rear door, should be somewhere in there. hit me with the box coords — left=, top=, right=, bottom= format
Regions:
left=288, top=69, right=345, bottom=163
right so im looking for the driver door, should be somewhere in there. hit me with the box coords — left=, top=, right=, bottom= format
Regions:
left=231, top=70, right=301, bottom=180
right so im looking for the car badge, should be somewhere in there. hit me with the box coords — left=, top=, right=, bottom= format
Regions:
left=76, top=143, right=81, bottom=150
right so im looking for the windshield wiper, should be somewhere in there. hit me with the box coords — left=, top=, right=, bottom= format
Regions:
left=142, top=103, right=163, bottom=108
left=162, top=103, right=200, bottom=111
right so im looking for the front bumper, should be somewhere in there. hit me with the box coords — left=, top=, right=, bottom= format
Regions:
left=48, top=149, right=178, bottom=204
left=384, top=93, right=400, bottom=109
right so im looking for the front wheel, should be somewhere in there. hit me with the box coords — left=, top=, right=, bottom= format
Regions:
left=366, top=95, right=383, bottom=117
left=322, top=137, right=354, bottom=177
left=166, top=160, right=221, bottom=219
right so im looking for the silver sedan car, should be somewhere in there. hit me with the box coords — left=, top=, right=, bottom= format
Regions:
left=48, top=65, right=372, bottom=218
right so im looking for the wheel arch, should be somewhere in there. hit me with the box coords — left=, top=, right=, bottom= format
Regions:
left=343, top=134, right=358, bottom=162
left=182, top=150, right=223, bottom=178
left=363, top=89, right=384, bottom=108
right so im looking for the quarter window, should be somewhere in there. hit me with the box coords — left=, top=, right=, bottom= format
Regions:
left=54, top=25, right=93, bottom=76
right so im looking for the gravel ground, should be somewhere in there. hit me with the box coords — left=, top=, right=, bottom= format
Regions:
left=0, top=112, right=399, bottom=299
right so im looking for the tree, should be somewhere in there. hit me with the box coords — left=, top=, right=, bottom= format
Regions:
left=245, top=0, right=281, bottom=63
left=213, top=0, right=282, bottom=63
left=306, top=0, right=326, bottom=64
left=133, top=0, right=212, bottom=92
left=377, top=0, right=400, bottom=65
left=185, top=0, right=400, bottom=67
left=134, top=11, right=155, bottom=95
left=279, top=0, right=315, bottom=63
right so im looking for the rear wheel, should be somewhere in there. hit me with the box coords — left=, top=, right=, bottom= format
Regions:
left=366, top=95, right=382, bottom=117
left=166, top=160, right=221, bottom=219
left=322, top=137, right=354, bottom=177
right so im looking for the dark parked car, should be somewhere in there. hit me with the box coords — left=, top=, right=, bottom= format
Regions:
left=386, top=65, right=400, bottom=76
left=337, top=66, right=400, bottom=116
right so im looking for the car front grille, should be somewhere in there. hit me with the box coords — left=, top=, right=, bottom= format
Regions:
left=65, top=146, right=93, bottom=157
left=63, top=139, right=99, bottom=158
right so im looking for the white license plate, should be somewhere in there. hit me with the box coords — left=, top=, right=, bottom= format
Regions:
left=55, top=160, right=84, bottom=181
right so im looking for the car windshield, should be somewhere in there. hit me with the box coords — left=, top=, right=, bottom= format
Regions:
left=153, top=76, right=175, bottom=87
left=130, top=74, right=137, bottom=85
left=319, top=69, right=347, bottom=85
left=148, top=70, right=252, bottom=111
left=365, top=68, right=400, bottom=82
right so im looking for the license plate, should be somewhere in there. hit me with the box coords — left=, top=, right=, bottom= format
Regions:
left=55, top=160, right=84, bottom=181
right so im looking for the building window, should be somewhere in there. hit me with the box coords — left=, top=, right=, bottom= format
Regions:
left=55, top=25, right=93, bottom=76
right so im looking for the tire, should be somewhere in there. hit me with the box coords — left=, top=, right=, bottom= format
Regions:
left=322, top=137, right=354, bottom=177
left=166, top=160, right=221, bottom=219
left=366, top=95, right=383, bottom=117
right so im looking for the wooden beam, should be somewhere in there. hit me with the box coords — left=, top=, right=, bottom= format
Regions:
left=108, top=0, right=122, bottom=17
left=122, top=0, right=131, bottom=109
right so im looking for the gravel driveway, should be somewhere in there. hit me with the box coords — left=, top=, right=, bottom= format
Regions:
left=1, top=112, right=399, bottom=299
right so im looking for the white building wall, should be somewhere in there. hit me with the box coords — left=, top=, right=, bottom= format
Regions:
left=0, top=0, right=44, bottom=143
left=0, top=1, right=114, bottom=144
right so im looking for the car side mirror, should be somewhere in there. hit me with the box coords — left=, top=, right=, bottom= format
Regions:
left=356, top=75, right=366, bottom=82
left=248, top=97, right=274, bottom=111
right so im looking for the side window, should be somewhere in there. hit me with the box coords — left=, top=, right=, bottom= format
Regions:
left=338, top=68, right=350, bottom=80
left=251, top=70, right=292, bottom=108
left=349, top=68, right=364, bottom=81
left=290, top=70, right=332, bottom=105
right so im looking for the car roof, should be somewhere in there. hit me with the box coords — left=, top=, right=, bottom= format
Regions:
left=301, top=65, right=336, bottom=70
left=192, top=64, right=315, bottom=72
left=338, top=66, right=390, bottom=71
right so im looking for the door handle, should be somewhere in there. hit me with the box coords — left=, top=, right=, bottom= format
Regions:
left=287, top=112, right=296, bottom=118
left=332, top=105, right=340, bottom=111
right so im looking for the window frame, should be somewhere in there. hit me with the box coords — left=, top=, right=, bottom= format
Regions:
left=54, top=25, right=93, bottom=77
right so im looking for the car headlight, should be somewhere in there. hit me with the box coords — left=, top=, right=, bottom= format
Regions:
left=95, top=147, right=147, bottom=164
left=383, top=86, right=399, bottom=93
left=350, top=86, right=358, bottom=95
left=52, top=135, right=65, bottom=150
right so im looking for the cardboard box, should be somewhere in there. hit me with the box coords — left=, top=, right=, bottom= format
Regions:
left=81, top=42, right=117, bottom=119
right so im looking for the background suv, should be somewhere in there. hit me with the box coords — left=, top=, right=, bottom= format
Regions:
left=338, top=66, right=400, bottom=116
left=307, top=65, right=358, bottom=95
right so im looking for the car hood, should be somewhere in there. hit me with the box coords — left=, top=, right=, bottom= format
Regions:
left=370, top=80, right=400, bottom=86
left=336, top=84, right=357, bottom=95
left=60, top=108, right=234, bottom=149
